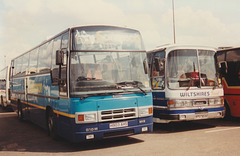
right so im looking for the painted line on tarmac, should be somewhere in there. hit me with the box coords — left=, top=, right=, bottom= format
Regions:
left=205, top=127, right=240, bottom=133
left=0, top=112, right=16, bottom=115
left=0, top=112, right=16, bottom=117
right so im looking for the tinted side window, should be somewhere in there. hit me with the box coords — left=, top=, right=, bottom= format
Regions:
left=150, top=51, right=166, bottom=90
left=51, top=36, right=61, bottom=85
left=14, top=57, right=22, bottom=76
left=52, top=36, right=61, bottom=69
left=61, top=33, right=69, bottom=49
left=29, top=48, right=39, bottom=74
left=38, top=42, right=51, bottom=73
left=47, top=40, right=53, bottom=66
left=21, top=53, right=29, bottom=75
left=152, top=51, right=165, bottom=77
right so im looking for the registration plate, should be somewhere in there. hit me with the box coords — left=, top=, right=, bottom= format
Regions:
left=195, top=113, right=208, bottom=119
left=194, top=101, right=207, bottom=106
left=109, top=121, right=128, bottom=129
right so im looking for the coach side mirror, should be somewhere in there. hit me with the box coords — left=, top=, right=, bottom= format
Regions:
left=56, top=50, right=64, bottom=65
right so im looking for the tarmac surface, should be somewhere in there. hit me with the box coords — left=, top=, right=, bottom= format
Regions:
left=1, top=106, right=240, bottom=156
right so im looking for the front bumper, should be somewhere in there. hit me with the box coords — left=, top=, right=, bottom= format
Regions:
left=69, top=116, right=153, bottom=143
left=153, top=108, right=225, bottom=123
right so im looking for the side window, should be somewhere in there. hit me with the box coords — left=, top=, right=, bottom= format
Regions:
left=38, top=42, right=51, bottom=73
left=51, top=36, right=61, bottom=85
left=47, top=40, right=53, bottom=67
left=152, top=51, right=165, bottom=77
left=59, top=32, right=69, bottom=96
left=29, top=48, right=39, bottom=74
left=61, top=33, right=69, bottom=49
left=14, top=57, right=23, bottom=76
left=21, top=53, right=29, bottom=75
left=151, top=51, right=165, bottom=90
left=52, top=36, right=61, bottom=70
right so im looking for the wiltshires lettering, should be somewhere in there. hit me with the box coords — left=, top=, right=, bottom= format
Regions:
left=180, top=91, right=210, bottom=97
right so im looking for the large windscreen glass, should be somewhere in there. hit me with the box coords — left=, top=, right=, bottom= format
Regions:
left=72, top=26, right=144, bottom=51
left=167, top=49, right=217, bottom=89
left=70, top=52, right=150, bottom=95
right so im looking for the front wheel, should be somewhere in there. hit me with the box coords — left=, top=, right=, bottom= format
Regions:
left=17, top=102, right=24, bottom=121
left=1, top=96, right=3, bottom=108
left=47, top=109, right=58, bottom=140
left=1, top=96, right=6, bottom=110
left=224, top=101, right=231, bottom=120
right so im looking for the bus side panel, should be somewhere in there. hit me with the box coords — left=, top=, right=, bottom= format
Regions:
left=225, top=95, right=240, bottom=117
left=222, top=78, right=240, bottom=117
left=11, top=78, right=27, bottom=112
left=152, top=91, right=167, bottom=106
left=54, top=98, right=71, bottom=138
left=24, top=74, right=60, bottom=129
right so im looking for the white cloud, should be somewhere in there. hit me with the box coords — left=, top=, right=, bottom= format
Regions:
left=46, top=0, right=126, bottom=25
left=166, top=6, right=240, bottom=47
left=0, top=0, right=128, bottom=69
left=1, top=0, right=240, bottom=70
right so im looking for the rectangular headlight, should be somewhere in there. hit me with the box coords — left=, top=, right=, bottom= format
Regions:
left=138, top=106, right=153, bottom=117
left=215, top=98, right=223, bottom=105
left=175, top=100, right=193, bottom=107
left=209, top=98, right=223, bottom=105
left=75, top=112, right=97, bottom=124
left=85, top=114, right=97, bottom=122
left=209, top=99, right=215, bottom=105
left=175, top=101, right=184, bottom=107
left=184, top=100, right=193, bottom=107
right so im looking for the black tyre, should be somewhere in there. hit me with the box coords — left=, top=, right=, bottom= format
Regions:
left=0, top=96, right=3, bottom=108
left=47, top=109, right=58, bottom=140
left=17, top=102, right=24, bottom=121
left=1, top=96, right=7, bottom=110
left=224, top=101, right=231, bottom=120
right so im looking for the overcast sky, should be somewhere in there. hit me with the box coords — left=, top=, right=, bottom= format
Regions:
left=1, top=0, right=240, bottom=70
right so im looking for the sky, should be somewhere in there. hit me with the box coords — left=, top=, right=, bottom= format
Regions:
left=1, top=0, right=240, bottom=70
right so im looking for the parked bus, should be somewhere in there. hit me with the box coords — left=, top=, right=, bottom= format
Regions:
left=0, top=66, right=10, bottom=109
left=216, top=47, right=240, bottom=118
left=10, top=25, right=153, bottom=142
left=147, top=44, right=224, bottom=123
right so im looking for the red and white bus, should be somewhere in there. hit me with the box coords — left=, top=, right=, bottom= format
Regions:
left=216, top=47, right=240, bottom=118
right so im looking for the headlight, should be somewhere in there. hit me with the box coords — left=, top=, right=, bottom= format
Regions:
left=169, top=100, right=193, bottom=108
left=138, top=106, right=153, bottom=117
left=85, top=114, right=96, bottom=121
left=75, top=112, right=97, bottom=124
left=175, top=100, right=184, bottom=107
left=208, top=98, right=224, bottom=105
left=215, top=98, right=223, bottom=105
left=209, top=99, right=215, bottom=105
left=184, top=100, right=193, bottom=107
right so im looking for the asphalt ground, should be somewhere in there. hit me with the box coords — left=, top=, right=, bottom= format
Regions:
left=1, top=106, right=240, bottom=156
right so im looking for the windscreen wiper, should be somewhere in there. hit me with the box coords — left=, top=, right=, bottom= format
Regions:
left=79, top=91, right=121, bottom=100
left=115, top=81, right=147, bottom=95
